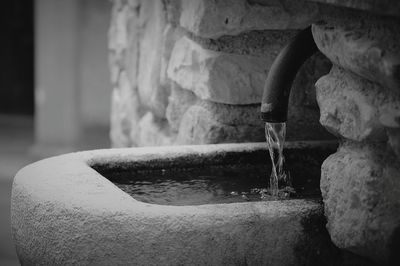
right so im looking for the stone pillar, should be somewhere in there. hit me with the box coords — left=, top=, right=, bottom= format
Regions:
left=108, top=0, right=333, bottom=147
left=313, top=7, right=400, bottom=264
left=34, top=0, right=82, bottom=152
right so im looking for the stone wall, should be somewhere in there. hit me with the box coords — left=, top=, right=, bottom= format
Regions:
left=108, top=0, right=333, bottom=147
left=313, top=6, right=400, bottom=264
left=108, top=0, right=400, bottom=264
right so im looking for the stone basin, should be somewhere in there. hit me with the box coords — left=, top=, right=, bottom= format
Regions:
left=11, top=141, right=344, bottom=265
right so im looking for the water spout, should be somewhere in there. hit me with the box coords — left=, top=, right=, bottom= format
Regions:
left=260, top=26, right=318, bottom=123
left=260, top=26, right=318, bottom=196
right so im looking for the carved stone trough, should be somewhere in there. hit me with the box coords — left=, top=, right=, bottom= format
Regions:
left=11, top=141, right=345, bottom=265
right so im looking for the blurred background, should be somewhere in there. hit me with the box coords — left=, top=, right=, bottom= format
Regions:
left=0, top=1, right=112, bottom=264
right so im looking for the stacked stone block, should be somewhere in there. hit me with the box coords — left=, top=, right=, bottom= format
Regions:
left=313, top=10, right=400, bottom=264
left=108, top=0, right=332, bottom=147
left=108, top=0, right=400, bottom=264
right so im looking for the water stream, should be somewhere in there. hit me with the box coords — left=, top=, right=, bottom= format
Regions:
left=264, top=122, right=294, bottom=198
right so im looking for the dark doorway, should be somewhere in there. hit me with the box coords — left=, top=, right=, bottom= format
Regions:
left=0, top=0, right=34, bottom=115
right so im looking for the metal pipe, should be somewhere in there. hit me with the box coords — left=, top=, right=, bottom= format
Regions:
left=260, top=26, right=318, bottom=123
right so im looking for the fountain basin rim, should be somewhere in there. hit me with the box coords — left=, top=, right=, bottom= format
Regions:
left=13, top=141, right=337, bottom=209
left=11, top=141, right=336, bottom=265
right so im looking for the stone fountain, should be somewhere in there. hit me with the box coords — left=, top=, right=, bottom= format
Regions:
left=11, top=0, right=400, bottom=265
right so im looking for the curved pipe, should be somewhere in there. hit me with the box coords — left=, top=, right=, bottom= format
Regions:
left=260, top=26, right=318, bottom=123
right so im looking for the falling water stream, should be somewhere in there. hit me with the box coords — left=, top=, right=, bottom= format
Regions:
left=264, top=122, right=294, bottom=198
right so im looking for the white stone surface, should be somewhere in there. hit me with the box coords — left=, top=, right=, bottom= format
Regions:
left=312, top=17, right=400, bottom=91
left=12, top=143, right=329, bottom=265
left=316, top=65, right=400, bottom=154
left=136, top=112, right=174, bottom=146
left=137, top=0, right=170, bottom=118
left=176, top=100, right=263, bottom=144
left=314, top=11, right=400, bottom=264
left=110, top=0, right=181, bottom=147
left=167, top=36, right=269, bottom=105
left=110, top=71, right=141, bottom=147
left=316, top=66, right=388, bottom=141
left=166, top=86, right=198, bottom=132
left=180, top=0, right=319, bottom=38
left=108, top=0, right=334, bottom=147
left=321, top=142, right=400, bottom=264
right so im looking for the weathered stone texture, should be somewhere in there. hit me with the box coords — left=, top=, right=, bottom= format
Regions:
left=109, top=1, right=142, bottom=147
left=321, top=141, right=400, bottom=263
left=109, top=0, right=142, bottom=87
left=175, top=100, right=264, bottom=144
left=167, top=36, right=269, bottom=105
left=136, top=0, right=170, bottom=118
left=316, top=65, right=400, bottom=142
left=110, top=89, right=130, bottom=147
left=167, top=77, right=333, bottom=144
left=187, top=29, right=298, bottom=57
left=313, top=8, right=400, bottom=263
left=180, top=0, right=319, bottom=38
left=110, top=71, right=142, bottom=147
left=312, top=16, right=400, bottom=91
left=109, top=0, right=335, bottom=147
left=14, top=144, right=356, bottom=266
left=165, top=86, right=197, bottom=133
left=136, top=112, right=174, bottom=146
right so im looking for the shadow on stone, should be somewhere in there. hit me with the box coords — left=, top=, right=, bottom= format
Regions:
left=388, top=225, right=400, bottom=266
left=295, top=208, right=377, bottom=266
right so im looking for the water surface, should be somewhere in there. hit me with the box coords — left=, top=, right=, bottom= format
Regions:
left=106, top=165, right=320, bottom=206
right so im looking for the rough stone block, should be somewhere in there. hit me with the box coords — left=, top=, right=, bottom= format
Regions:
left=189, top=29, right=298, bottom=57
left=312, top=16, right=400, bottom=91
left=110, top=89, right=130, bottom=148
left=166, top=85, right=198, bottom=132
left=175, top=100, right=264, bottom=144
left=315, top=65, right=400, bottom=141
left=110, top=71, right=142, bottom=147
left=167, top=36, right=270, bottom=105
left=321, top=141, right=400, bottom=264
left=108, top=2, right=129, bottom=61
left=110, top=0, right=180, bottom=119
left=135, top=112, right=174, bottom=146
left=167, top=55, right=334, bottom=143
left=136, top=0, right=170, bottom=118
left=109, top=0, right=141, bottom=89
left=180, top=0, right=319, bottom=38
